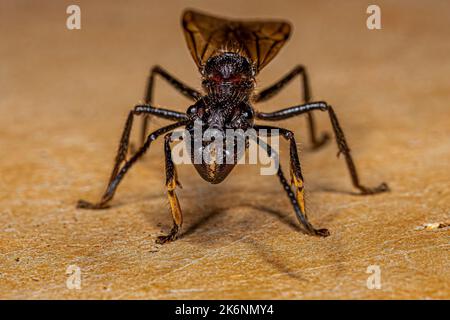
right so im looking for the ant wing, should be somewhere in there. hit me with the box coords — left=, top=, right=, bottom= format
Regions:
left=182, top=9, right=291, bottom=73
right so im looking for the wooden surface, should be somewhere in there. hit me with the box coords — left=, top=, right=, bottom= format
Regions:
left=0, top=0, right=449, bottom=299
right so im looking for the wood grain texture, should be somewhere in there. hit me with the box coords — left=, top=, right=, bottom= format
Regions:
left=0, top=0, right=448, bottom=299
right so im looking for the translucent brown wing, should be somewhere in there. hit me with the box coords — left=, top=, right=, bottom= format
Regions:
left=182, top=9, right=291, bottom=73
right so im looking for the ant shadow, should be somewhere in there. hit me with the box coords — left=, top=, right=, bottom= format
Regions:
left=309, top=184, right=361, bottom=196
left=180, top=202, right=311, bottom=239
left=178, top=202, right=314, bottom=283
left=138, top=186, right=346, bottom=282
left=245, top=238, right=308, bottom=283
left=181, top=205, right=226, bottom=238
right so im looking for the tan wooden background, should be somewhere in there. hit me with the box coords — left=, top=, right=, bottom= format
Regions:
left=0, top=0, right=448, bottom=299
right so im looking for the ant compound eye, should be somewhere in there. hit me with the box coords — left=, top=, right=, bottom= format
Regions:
left=187, top=105, right=199, bottom=117
left=188, top=105, right=205, bottom=118
left=242, top=109, right=254, bottom=119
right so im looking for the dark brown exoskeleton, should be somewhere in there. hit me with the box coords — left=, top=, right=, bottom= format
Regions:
left=77, top=10, right=389, bottom=244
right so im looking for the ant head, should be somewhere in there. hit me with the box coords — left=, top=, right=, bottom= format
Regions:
left=202, top=52, right=255, bottom=103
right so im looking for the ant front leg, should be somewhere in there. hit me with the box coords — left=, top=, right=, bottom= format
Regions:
left=139, top=66, right=201, bottom=146
left=254, top=132, right=329, bottom=237
left=156, top=133, right=184, bottom=244
left=254, top=65, right=330, bottom=149
left=256, top=103, right=389, bottom=195
left=77, top=110, right=189, bottom=210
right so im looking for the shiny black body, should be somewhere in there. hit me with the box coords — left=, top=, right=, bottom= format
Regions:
left=186, top=53, right=255, bottom=183
left=77, top=10, right=389, bottom=244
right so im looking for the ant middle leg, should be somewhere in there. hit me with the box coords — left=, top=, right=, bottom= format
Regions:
left=255, top=104, right=389, bottom=195
left=254, top=65, right=330, bottom=149
left=140, top=66, right=201, bottom=146
left=77, top=116, right=189, bottom=210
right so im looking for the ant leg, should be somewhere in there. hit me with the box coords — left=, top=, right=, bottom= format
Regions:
left=77, top=119, right=189, bottom=210
left=156, top=133, right=183, bottom=244
left=140, top=66, right=201, bottom=146
left=254, top=65, right=330, bottom=149
left=255, top=103, right=389, bottom=195
left=325, top=106, right=389, bottom=194
left=254, top=132, right=329, bottom=236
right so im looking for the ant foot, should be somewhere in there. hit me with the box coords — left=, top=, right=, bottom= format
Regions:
left=76, top=199, right=109, bottom=210
left=314, top=228, right=330, bottom=237
left=155, top=227, right=179, bottom=244
left=359, top=182, right=390, bottom=195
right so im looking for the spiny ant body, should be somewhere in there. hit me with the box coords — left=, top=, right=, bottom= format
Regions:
left=77, top=9, right=389, bottom=244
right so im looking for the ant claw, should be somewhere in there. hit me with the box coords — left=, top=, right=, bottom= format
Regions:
left=155, top=227, right=179, bottom=244
left=76, top=199, right=109, bottom=210
left=156, top=234, right=177, bottom=244
left=359, top=182, right=390, bottom=195
left=314, top=228, right=330, bottom=237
